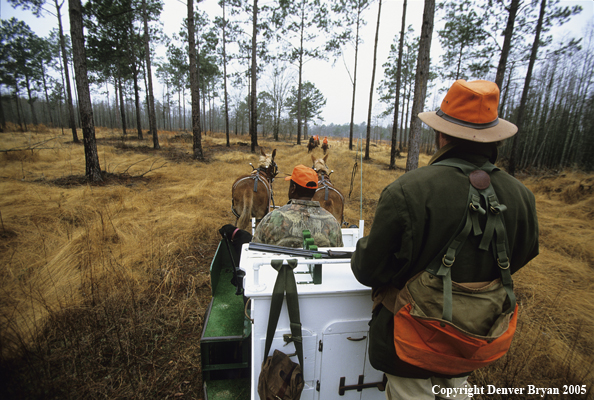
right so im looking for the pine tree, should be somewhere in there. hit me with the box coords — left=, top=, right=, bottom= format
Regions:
left=68, top=0, right=102, bottom=182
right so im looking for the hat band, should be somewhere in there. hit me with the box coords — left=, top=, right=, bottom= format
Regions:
left=436, top=108, right=499, bottom=130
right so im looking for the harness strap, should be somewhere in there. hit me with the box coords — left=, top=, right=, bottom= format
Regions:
left=253, top=172, right=259, bottom=192
left=429, top=158, right=516, bottom=322
left=315, top=175, right=345, bottom=203
left=318, top=175, right=330, bottom=200
left=434, top=186, right=476, bottom=322
left=263, top=259, right=304, bottom=368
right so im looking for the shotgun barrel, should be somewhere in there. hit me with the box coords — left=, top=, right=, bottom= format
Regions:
left=248, top=242, right=353, bottom=259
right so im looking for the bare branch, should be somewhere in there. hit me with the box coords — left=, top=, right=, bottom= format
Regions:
left=130, top=161, right=168, bottom=178
left=120, top=157, right=154, bottom=175
left=0, top=137, right=60, bottom=153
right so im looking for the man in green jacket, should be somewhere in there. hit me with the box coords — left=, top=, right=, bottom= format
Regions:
left=351, top=80, right=539, bottom=399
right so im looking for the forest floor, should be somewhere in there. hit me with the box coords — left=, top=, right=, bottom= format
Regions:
left=0, top=126, right=592, bottom=399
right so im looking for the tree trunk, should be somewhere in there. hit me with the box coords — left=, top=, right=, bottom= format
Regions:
left=390, top=0, right=407, bottom=169
left=117, top=73, right=127, bottom=136
left=348, top=6, right=362, bottom=151
left=222, top=2, right=231, bottom=146
left=455, top=44, right=464, bottom=80
left=132, top=60, right=143, bottom=139
left=187, top=0, right=204, bottom=159
left=182, top=86, right=186, bottom=131
left=508, top=0, right=546, bottom=176
left=25, top=74, right=38, bottom=126
left=0, top=94, right=6, bottom=132
left=14, top=85, right=25, bottom=131
left=399, top=75, right=410, bottom=150
left=495, top=0, right=519, bottom=93
left=365, top=0, right=382, bottom=160
left=209, top=83, right=214, bottom=132
left=41, top=60, right=54, bottom=127
left=201, top=86, right=206, bottom=132
left=405, top=0, right=435, bottom=172
left=500, top=62, right=515, bottom=117
left=296, top=0, right=305, bottom=146
left=68, top=0, right=102, bottom=182
left=54, top=0, right=78, bottom=143
left=142, top=0, right=159, bottom=149
left=249, top=0, right=259, bottom=152
left=69, top=60, right=81, bottom=129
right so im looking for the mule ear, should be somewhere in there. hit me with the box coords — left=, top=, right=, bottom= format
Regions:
left=271, top=149, right=276, bottom=159
left=323, top=153, right=329, bottom=163
left=311, top=154, right=316, bottom=164
left=260, top=147, right=266, bottom=157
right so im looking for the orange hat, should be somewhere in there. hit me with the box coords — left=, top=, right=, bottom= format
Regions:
left=285, top=164, right=318, bottom=189
left=418, top=80, right=517, bottom=143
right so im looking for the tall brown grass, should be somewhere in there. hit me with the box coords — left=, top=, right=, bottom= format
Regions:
left=0, top=129, right=591, bottom=399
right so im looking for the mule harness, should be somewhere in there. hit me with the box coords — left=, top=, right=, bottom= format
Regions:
left=231, top=167, right=276, bottom=220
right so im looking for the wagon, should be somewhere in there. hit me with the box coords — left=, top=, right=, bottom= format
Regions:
left=200, top=221, right=388, bottom=400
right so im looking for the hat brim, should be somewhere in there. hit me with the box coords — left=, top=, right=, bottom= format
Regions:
left=418, top=111, right=517, bottom=143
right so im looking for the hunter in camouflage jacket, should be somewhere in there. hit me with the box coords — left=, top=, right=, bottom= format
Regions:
left=252, top=199, right=343, bottom=248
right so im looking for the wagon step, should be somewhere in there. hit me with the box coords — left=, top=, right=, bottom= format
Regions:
left=204, top=378, right=250, bottom=400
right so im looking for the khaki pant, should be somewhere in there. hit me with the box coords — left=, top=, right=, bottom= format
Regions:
left=385, top=373, right=470, bottom=400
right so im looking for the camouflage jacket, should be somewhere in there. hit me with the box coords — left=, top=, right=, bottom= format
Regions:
left=252, top=199, right=343, bottom=248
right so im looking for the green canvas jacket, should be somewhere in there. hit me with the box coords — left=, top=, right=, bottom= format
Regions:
left=351, top=141, right=539, bottom=378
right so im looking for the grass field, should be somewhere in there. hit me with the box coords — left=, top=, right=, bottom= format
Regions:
left=0, top=127, right=592, bottom=399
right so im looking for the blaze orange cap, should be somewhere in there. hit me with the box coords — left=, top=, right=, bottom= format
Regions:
left=285, top=164, right=318, bottom=189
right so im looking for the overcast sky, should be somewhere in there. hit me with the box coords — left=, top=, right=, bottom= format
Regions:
left=1, top=0, right=592, bottom=126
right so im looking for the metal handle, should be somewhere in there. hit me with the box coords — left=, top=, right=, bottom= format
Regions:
left=347, top=336, right=367, bottom=341
left=244, top=298, right=254, bottom=324
left=339, top=374, right=387, bottom=395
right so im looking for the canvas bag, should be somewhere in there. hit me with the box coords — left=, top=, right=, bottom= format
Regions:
left=257, top=259, right=304, bottom=400
left=393, top=158, right=518, bottom=376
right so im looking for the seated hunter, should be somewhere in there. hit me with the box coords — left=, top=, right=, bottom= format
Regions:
left=252, top=164, right=343, bottom=248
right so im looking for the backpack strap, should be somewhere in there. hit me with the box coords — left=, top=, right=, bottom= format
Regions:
left=263, top=259, right=304, bottom=368
left=427, top=158, right=516, bottom=323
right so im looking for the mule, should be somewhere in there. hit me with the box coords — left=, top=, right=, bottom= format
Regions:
left=311, top=153, right=345, bottom=225
left=232, top=148, right=278, bottom=231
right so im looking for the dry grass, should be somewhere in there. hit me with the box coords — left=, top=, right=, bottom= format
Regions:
left=0, top=129, right=591, bottom=399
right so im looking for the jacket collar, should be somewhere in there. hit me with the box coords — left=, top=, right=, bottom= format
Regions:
left=429, top=141, right=498, bottom=166
left=288, top=199, right=320, bottom=207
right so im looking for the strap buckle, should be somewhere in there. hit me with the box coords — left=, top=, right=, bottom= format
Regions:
left=497, top=258, right=510, bottom=270
left=442, top=255, right=455, bottom=268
